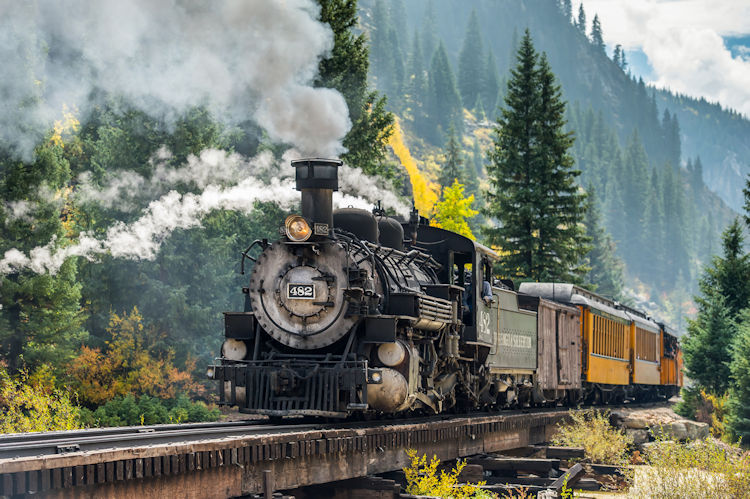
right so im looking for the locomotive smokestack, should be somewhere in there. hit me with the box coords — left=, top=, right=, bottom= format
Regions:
left=291, top=158, right=341, bottom=231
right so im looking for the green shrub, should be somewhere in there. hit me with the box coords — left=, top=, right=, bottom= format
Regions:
left=674, top=385, right=702, bottom=420
left=80, top=394, right=220, bottom=427
left=551, top=410, right=633, bottom=465
left=674, top=386, right=729, bottom=438
left=628, top=437, right=750, bottom=498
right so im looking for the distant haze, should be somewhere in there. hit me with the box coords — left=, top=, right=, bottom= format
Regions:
left=575, top=0, right=750, bottom=117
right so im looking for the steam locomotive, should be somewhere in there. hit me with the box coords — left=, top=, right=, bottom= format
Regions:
left=207, top=158, right=683, bottom=417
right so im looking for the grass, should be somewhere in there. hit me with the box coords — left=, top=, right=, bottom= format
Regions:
left=627, top=437, right=750, bottom=498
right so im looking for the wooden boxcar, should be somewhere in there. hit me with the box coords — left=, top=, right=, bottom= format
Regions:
left=518, top=295, right=581, bottom=399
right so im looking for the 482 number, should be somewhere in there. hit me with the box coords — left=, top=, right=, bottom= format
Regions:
left=287, top=283, right=315, bottom=299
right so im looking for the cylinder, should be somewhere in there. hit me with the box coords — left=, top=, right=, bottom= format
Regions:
left=292, top=158, right=341, bottom=229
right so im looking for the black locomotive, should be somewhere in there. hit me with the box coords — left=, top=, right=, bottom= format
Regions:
left=207, top=158, right=682, bottom=417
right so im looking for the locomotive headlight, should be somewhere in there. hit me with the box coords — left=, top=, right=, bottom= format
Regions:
left=368, top=369, right=383, bottom=384
left=206, top=367, right=215, bottom=379
left=284, top=215, right=312, bottom=242
left=221, top=339, right=248, bottom=361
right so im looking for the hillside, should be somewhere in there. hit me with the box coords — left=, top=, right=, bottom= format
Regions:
left=657, top=89, right=750, bottom=211
left=359, top=0, right=742, bottom=325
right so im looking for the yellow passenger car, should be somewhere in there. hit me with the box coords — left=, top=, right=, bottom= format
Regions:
left=659, top=323, right=683, bottom=398
left=620, top=306, right=663, bottom=400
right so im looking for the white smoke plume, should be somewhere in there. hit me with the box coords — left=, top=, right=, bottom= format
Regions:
left=0, top=0, right=349, bottom=158
left=74, top=148, right=409, bottom=216
left=0, top=0, right=412, bottom=276
left=0, top=150, right=410, bottom=276
left=75, top=147, right=267, bottom=210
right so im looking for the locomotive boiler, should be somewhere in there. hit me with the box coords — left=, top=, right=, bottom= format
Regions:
left=208, top=158, right=683, bottom=417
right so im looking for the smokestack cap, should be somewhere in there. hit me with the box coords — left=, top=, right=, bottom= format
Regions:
left=292, top=158, right=341, bottom=191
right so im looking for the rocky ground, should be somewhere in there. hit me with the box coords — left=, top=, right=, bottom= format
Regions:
left=609, top=402, right=710, bottom=448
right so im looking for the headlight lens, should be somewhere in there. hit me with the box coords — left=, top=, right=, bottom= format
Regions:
left=285, top=215, right=312, bottom=242
left=206, top=367, right=215, bottom=379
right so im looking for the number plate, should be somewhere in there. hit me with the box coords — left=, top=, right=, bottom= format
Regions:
left=287, top=283, right=315, bottom=299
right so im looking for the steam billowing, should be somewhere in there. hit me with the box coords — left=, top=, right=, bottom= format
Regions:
left=0, top=149, right=410, bottom=275
left=0, top=0, right=349, bottom=158
left=0, top=0, right=409, bottom=277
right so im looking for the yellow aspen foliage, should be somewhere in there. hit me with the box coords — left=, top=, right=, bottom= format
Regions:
left=403, top=449, right=494, bottom=498
left=0, top=365, right=82, bottom=433
left=388, top=118, right=439, bottom=216
left=68, top=308, right=203, bottom=406
left=432, top=180, right=478, bottom=240
left=50, top=104, right=80, bottom=148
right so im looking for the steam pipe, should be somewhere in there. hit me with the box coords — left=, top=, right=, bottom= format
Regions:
left=291, top=158, right=341, bottom=231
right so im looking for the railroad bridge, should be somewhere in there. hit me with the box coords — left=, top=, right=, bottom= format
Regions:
left=0, top=409, right=569, bottom=498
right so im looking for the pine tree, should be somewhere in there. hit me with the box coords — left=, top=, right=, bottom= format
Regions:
left=463, top=149, right=479, bottom=197
left=0, top=142, right=87, bottom=373
left=682, top=290, right=735, bottom=395
left=612, top=45, right=622, bottom=68
left=621, top=130, right=649, bottom=261
left=641, top=169, right=665, bottom=281
left=687, top=156, right=704, bottom=195
left=727, top=310, right=750, bottom=442
left=661, top=109, right=681, bottom=167
left=683, top=219, right=750, bottom=397
left=576, top=4, right=587, bottom=35
left=745, top=174, right=750, bottom=227
left=508, top=28, right=519, bottom=72
left=472, top=137, right=484, bottom=178
left=370, top=0, right=389, bottom=79
left=485, top=31, right=589, bottom=282
left=612, top=44, right=628, bottom=70
left=433, top=180, right=478, bottom=240
left=584, top=188, right=624, bottom=298
left=590, top=14, right=605, bottom=51
left=316, top=0, right=395, bottom=179
left=481, top=49, right=500, bottom=118
left=386, top=27, right=405, bottom=105
left=603, top=170, right=627, bottom=246
left=390, top=0, right=407, bottom=48
left=438, top=126, right=464, bottom=189
left=427, top=41, right=462, bottom=142
left=700, top=219, right=750, bottom=319
left=458, top=10, right=484, bottom=111
left=407, top=32, right=429, bottom=136
left=421, top=0, right=438, bottom=66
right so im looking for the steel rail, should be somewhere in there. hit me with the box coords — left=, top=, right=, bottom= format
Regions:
left=0, top=421, right=323, bottom=460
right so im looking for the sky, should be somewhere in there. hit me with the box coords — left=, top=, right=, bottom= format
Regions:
left=574, top=0, right=750, bottom=117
